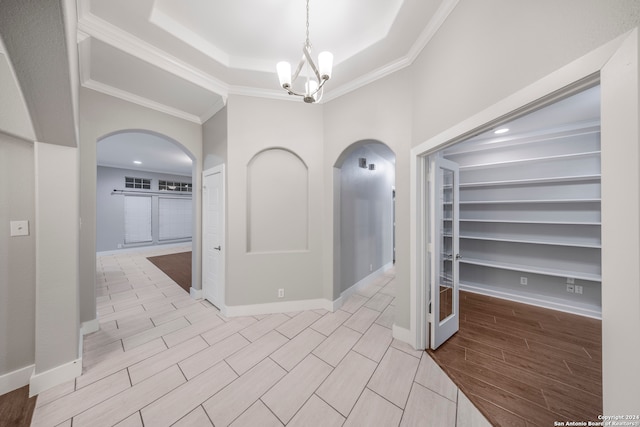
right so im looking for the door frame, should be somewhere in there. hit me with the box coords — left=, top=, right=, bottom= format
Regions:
left=202, top=164, right=226, bottom=314
left=409, top=28, right=640, bottom=370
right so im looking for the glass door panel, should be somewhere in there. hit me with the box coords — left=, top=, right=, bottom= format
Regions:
left=431, top=157, right=460, bottom=349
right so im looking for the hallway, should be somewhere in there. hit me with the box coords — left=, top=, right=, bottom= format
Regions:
left=30, top=246, right=489, bottom=426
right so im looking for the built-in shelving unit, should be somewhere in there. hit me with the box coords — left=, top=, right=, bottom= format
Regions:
left=443, top=119, right=602, bottom=317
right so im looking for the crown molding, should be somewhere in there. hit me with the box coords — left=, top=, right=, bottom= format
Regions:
left=77, top=11, right=229, bottom=97
left=200, top=96, right=227, bottom=123
left=75, top=0, right=459, bottom=116
left=322, top=0, right=459, bottom=103
left=83, top=79, right=204, bottom=124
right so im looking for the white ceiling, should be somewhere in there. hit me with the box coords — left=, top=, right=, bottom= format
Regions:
left=97, top=132, right=193, bottom=176
left=78, top=0, right=456, bottom=124
left=446, top=85, right=601, bottom=153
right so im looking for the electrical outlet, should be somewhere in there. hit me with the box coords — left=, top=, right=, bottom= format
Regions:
left=566, top=277, right=575, bottom=284
left=575, top=285, right=583, bottom=295
left=278, top=288, right=285, bottom=298
left=520, top=277, right=527, bottom=285
left=566, top=284, right=575, bottom=293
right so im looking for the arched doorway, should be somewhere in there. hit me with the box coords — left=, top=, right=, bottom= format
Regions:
left=333, top=140, right=396, bottom=302
left=96, top=129, right=197, bottom=293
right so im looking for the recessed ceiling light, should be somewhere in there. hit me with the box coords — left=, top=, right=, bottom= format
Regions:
left=133, top=160, right=142, bottom=165
left=494, top=128, right=509, bottom=134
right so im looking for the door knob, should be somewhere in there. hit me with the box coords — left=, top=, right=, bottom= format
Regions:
left=214, top=246, right=221, bottom=251
left=455, top=254, right=462, bottom=260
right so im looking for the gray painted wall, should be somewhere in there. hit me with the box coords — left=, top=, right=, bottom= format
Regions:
left=0, top=133, right=35, bottom=376
left=225, top=95, right=324, bottom=306
left=339, top=146, right=395, bottom=292
left=203, top=106, right=227, bottom=170
left=96, top=166, right=192, bottom=252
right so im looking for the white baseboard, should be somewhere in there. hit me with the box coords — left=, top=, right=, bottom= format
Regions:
left=81, top=319, right=100, bottom=336
left=460, top=283, right=602, bottom=319
left=190, top=287, right=203, bottom=299
left=225, top=298, right=334, bottom=317
left=340, top=262, right=394, bottom=301
left=331, top=295, right=344, bottom=311
left=29, top=358, right=82, bottom=397
left=97, top=241, right=191, bottom=256
left=392, top=324, right=414, bottom=348
left=0, top=365, right=34, bottom=395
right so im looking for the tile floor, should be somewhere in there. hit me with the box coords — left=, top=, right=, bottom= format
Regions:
left=31, top=245, right=491, bottom=427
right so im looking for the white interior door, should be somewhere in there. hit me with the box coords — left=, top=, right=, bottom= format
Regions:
left=430, top=157, right=460, bottom=349
left=202, top=166, right=225, bottom=310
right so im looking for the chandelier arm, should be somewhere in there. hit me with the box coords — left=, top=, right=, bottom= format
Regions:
left=291, top=54, right=306, bottom=81
left=303, top=45, right=322, bottom=82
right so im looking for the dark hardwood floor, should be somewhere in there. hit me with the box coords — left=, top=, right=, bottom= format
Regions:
left=429, top=291, right=602, bottom=426
left=0, top=386, right=36, bottom=427
left=146, top=251, right=192, bottom=293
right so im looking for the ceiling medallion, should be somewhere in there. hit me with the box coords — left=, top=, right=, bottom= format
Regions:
left=276, top=0, right=333, bottom=103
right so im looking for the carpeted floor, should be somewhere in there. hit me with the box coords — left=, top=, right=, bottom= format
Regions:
left=146, top=251, right=192, bottom=293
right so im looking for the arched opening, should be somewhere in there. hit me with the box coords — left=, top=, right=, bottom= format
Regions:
left=96, top=129, right=197, bottom=294
left=333, top=140, right=396, bottom=302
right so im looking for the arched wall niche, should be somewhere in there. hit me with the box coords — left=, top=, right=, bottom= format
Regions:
left=246, top=147, right=309, bottom=253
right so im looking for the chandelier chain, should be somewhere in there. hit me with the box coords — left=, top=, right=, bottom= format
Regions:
left=305, top=0, right=310, bottom=47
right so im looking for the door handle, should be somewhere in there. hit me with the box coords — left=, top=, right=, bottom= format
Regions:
left=455, top=254, right=462, bottom=260
left=214, top=246, right=221, bottom=251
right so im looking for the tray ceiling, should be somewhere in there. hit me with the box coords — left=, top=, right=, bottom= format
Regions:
left=78, top=0, right=457, bottom=123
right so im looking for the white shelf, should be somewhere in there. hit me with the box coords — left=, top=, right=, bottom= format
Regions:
left=459, top=219, right=601, bottom=225
left=459, top=151, right=601, bottom=171
left=460, top=174, right=601, bottom=188
left=460, top=235, right=601, bottom=249
left=460, top=198, right=600, bottom=205
left=460, top=257, right=601, bottom=282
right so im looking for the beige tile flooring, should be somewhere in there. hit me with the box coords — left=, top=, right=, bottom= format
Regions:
left=31, top=245, right=490, bottom=427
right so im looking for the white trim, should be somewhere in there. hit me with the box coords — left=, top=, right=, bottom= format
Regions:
left=0, top=365, right=34, bottom=395
left=77, top=9, right=229, bottom=97
left=392, top=324, right=414, bottom=347
left=225, top=298, right=334, bottom=317
left=409, top=31, right=632, bottom=354
left=340, top=262, right=394, bottom=301
left=81, top=318, right=100, bottom=335
left=29, top=358, right=82, bottom=397
left=82, top=79, right=204, bottom=124
left=97, top=241, right=191, bottom=256
left=323, top=0, right=459, bottom=103
left=460, top=283, right=602, bottom=319
left=190, top=286, right=203, bottom=299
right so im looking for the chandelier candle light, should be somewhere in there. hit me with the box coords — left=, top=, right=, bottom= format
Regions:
left=276, top=0, right=333, bottom=103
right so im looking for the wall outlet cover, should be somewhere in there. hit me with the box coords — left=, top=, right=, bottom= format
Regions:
left=9, top=220, right=29, bottom=237
left=566, top=284, right=575, bottom=293
left=575, top=285, right=583, bottom=294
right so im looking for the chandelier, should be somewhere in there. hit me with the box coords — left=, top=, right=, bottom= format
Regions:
left=276, top=0, right=333, bottom=103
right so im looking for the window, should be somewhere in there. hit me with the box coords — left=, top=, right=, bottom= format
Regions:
left=159, top=180, right=192, bottom=192
left=125, top=176, right=151, bottom=189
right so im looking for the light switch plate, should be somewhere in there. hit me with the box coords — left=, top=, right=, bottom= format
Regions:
left=10, top=220, right=29, bottom=237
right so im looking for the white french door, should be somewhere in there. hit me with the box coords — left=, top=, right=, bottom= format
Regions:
left=430, top=157, right=460, bottom=349
left=202, top=166, right=225, bottom=311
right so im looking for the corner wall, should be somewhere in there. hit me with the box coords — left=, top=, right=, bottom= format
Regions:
left=0, top=133, right=35, bottom=389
